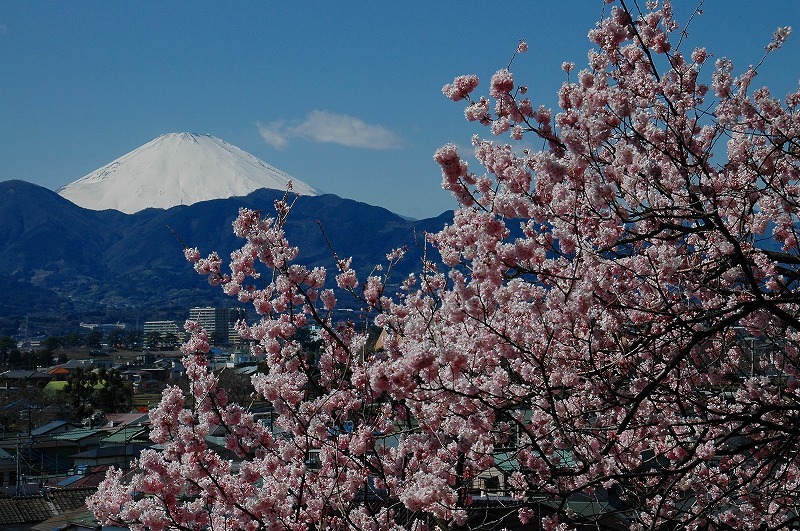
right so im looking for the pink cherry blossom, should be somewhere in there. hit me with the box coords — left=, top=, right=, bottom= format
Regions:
left=91, top=2, right=800, bottom=530
left=767, top=26, right=792, bottom=51
left=489, top=69, right=514, bottom=98
left=442, top=74, right=480, bottom=101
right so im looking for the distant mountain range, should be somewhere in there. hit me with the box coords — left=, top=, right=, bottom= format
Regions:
left=1, top=133, right=453, bottom=335
left=0, top=179, right=452, bottom=327
left=7, top=129, right=787, bottom=338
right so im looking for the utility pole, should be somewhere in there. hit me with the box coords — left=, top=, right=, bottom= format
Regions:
left=15, top=433, right=20, bottom=496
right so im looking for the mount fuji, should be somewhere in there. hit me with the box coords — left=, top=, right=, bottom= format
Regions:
left=57, top=132, right=319, bottom=213
left=0, top=132, right=459, bottom=329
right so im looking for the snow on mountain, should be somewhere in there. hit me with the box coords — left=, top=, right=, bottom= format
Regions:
left=57, top=132, right=318, bottom=213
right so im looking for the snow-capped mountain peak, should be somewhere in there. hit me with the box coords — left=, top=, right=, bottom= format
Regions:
left=58, top=132, right=318, bottom=213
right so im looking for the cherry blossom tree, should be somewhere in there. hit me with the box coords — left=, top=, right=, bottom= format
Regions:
left=88, top=1, right=800, bottom=529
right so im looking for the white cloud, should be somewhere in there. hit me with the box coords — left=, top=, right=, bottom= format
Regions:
left=257, top=121, right=289, bottom=150
left=258, top=110, right=403, bottom=150
left=297, top=110, right=403, bottom=149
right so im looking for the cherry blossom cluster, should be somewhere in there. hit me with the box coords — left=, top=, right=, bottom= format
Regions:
left=90, top=1, right=800, bottom=529
left=423, top=0, right=800, bottom=527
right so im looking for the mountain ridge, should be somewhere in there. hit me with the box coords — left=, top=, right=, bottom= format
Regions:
left=0, top=180, right=454, bottom=328
left=2, top=134, right=452, bottom=334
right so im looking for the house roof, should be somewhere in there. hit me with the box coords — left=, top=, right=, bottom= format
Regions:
left=0, top=370, right=53, bottom=380
left=103, top=412, right=149, bottom=428
left=47, top=487, right=97, bottom=513
left=31, top=420, right=74, bottom=437
left=0, top=495, right=53, bottom=525
left=52, top=428, right=103, bottom=443
left=71, top=444, right=141, bottom=460
left=101, top=425, right=149, bottom=445
left=30, top=506, right=99, bottom=531
left=51, top=360, right=92, bottom=370
left=0, top=487, right=99, bottom=528
left=0, top=497, right=25, bottom=525
left=56, top=466, right=111, bottom=489
left=235, top=365, right=258, bottom=376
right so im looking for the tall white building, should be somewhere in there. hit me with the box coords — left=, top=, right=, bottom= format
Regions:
left=189, top=307, right=247, bottom=345
left=143, top=320, right=183, bottom=337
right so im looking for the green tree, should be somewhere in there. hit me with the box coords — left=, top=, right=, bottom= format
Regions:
left=145, top=331, right=161, bottom=350
left=0, top=336, right=17, bottom=367
left=86, top=330, right=103, bottom=349
left=94, top=367, right=133, bottom=414
left=42, top=336, right=61, bottom=353
left=63, top=367, right=132, bottom=420
left=106, top=329, right=125, bottom=349
left=27, top=350, right=52, bottom=370
left=63, top=367, right=98, bottom=419
left=63, top=332, right=83, bottom=348
left=214, top=367, right=256, bottom=405
left=0, top=336, right=16, bottom=354
left=5, top=348, right=21, bottom=369
left=164, top=332, right=179, bottom=350
left=209, top=329, right=225, bottom=346
left=125, top=330, right=142, bottom=350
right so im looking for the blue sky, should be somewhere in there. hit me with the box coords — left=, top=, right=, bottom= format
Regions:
left=1, top=2, right=798, bottom=219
